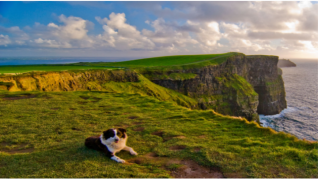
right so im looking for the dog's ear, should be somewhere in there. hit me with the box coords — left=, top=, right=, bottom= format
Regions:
left=117, top=128, right=127, bottom=138
left=118, top=128, right=126, bottom=133
left=103, top=129, right=115, bottom=139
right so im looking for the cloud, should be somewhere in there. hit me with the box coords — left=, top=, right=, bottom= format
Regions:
left=1, top=2, right=317, bottom=58
left=95, top=13, right=155, bottom=50
left=0, top=34, right=11, bottom=46
left=50, top=14, right=90, bottom=40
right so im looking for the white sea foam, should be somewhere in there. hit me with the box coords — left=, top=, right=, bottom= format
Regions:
left=260, top=60, right=318, bottom=141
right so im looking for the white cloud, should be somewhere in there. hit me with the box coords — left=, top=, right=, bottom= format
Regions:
left=0, top=34, right=11, bottom=46
left=95, top=13, right=155, bottom=50
left=51, top=15, right=89, bottom=40
left=1, top=2, right=317, bottom=59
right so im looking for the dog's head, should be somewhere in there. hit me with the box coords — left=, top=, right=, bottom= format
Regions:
left=102, top=128, right=127, bottom=144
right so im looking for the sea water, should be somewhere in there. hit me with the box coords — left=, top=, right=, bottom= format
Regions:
left=0, top=57, right=138, bottom=66
left=260, top=59, right=318, bottom=141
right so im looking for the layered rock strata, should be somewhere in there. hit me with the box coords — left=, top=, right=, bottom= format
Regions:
left=144, top=54, right=287, bottom=120
left=0, top=70, right=139, bottom=92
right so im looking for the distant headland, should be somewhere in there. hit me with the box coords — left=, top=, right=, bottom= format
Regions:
left=277, top=59, right=296, bottom=67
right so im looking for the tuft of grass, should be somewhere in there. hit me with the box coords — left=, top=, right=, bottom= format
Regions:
left=0, top=90, right=317, bottom=178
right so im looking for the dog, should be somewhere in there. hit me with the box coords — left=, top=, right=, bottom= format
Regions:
left=85, top=128, right=137, bottom=163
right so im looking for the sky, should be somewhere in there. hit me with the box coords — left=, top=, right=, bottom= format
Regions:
left=0, top=1, right=317, bottom=59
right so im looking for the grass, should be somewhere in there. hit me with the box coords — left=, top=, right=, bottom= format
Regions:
left=0, top=90, right=317, bottom=178
left=71, top=53, right=237, bottom=70
left=0, top=65, right=117, bottom=74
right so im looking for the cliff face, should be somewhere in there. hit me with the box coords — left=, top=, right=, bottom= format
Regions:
left=0, top=53, right=287, bottom=121
left=144, top=54, right=287, bottom=120
left=0, top=70, right=139, bottom=92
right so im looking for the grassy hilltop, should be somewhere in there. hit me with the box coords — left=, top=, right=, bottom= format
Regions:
left=0, top=52, right=235, bottom=74
left=0, top=53, right=317, bottom=177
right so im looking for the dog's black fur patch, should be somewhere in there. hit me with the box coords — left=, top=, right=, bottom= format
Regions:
left=103, top=129, right=115, bottom=140
left=85, top=134, right=114, bottom=158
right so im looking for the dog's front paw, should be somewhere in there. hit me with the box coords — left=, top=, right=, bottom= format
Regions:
left=130, top=150, right=138, bottom=156
left=117, top=158, right=126, bottom=163
left=111, top=156, right=126, bottom=163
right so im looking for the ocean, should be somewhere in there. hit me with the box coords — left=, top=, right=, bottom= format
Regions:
left=260, top=59, right=318, bottom=141
left=0, top=57, right=139, bottom=66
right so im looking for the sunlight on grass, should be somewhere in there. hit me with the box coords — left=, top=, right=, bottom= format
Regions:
left=0, top=91, right=317, bottom=177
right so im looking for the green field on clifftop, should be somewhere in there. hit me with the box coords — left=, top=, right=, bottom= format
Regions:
left=1, top=52, right=239, bottom=74
left=0, top=65, right=117, bottom=74
left=72, top=52, right=237, bottom=70
left=0, top=91, right=317, bottom=178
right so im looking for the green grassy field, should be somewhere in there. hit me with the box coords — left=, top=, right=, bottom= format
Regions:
left=0, top=91, right=317, bottom=177
left=71, top=53, right=236, bottom=70
left=1, top=53, right=237, bottom=74
left=0, top=65, right=117, bottom=74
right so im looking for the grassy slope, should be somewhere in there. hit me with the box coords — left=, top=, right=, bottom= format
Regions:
left=0, top=65, right=116, bottom=74
left=102, top=74, right=198, bottom=109
left=0, top=91, right=317, bottom=178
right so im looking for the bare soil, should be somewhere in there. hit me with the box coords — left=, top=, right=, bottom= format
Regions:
left=128, top=152, right=224, bottom=178
left=133, top=127, right=145, bottom=131
left=169, top=145, right=186, bottom=151
left=1, top=94, right=37, bottom=100
left=128, top=116, right=139, bottom=119
left=170, top=160, right=224, bottom=178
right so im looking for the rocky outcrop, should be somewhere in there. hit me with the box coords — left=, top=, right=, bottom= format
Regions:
left=143, top=54, right=287, bottom=121
left=0, top=70, right=139, bottom=92
left=277, top=59, right=296, bottom=67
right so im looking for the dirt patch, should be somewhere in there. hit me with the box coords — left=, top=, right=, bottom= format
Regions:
left=169, top=145, right=186, bottom=151
left=99, top=105, right=111, bottom=108
left=133, top=127, right=145, bottom=131
left=128, top=152, right=224, bottom=178
left=193, top=147, right=201, bottom=152
left=79, top=96, right=90, bottom=100
left=152, top=131, right=164, bottom=137
left=145, top=152, right=159, bottom=158
left=77, top=101, right=88, bottom=105
left=170, top=160, right=224, bottom=178
left=222, top=172, right=245, bottom=178
left=0, top=143, right=34, bottom=154
left=122, top=113, right=130, bottom=115
left=198, top=135, right=206, bottom=138
left=151, top=131, right=175, bottom=142
left=2, top=94, right=37, bottom=100
left=91, top=97, right=102, bottom=102
left=114, top=124, right=130, bottom=129
left=71, top=127, right=81, bottom=131
left=175, top=136, right=186, bottom=139
left=69, top=108, right=77, bottom=110
left=128, top=116, right=139, bottom=119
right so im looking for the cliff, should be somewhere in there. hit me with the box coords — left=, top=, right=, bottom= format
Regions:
left=0, top=69, right=197, bottom=108
left=0, top=53, right=287, bottom=121
left=142, top=54, right=287, bottom=121
left=277, top=59, right=296, bottom=67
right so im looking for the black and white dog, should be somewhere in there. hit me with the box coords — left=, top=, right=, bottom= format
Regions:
left=85, top=128, right=137, bottom=163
